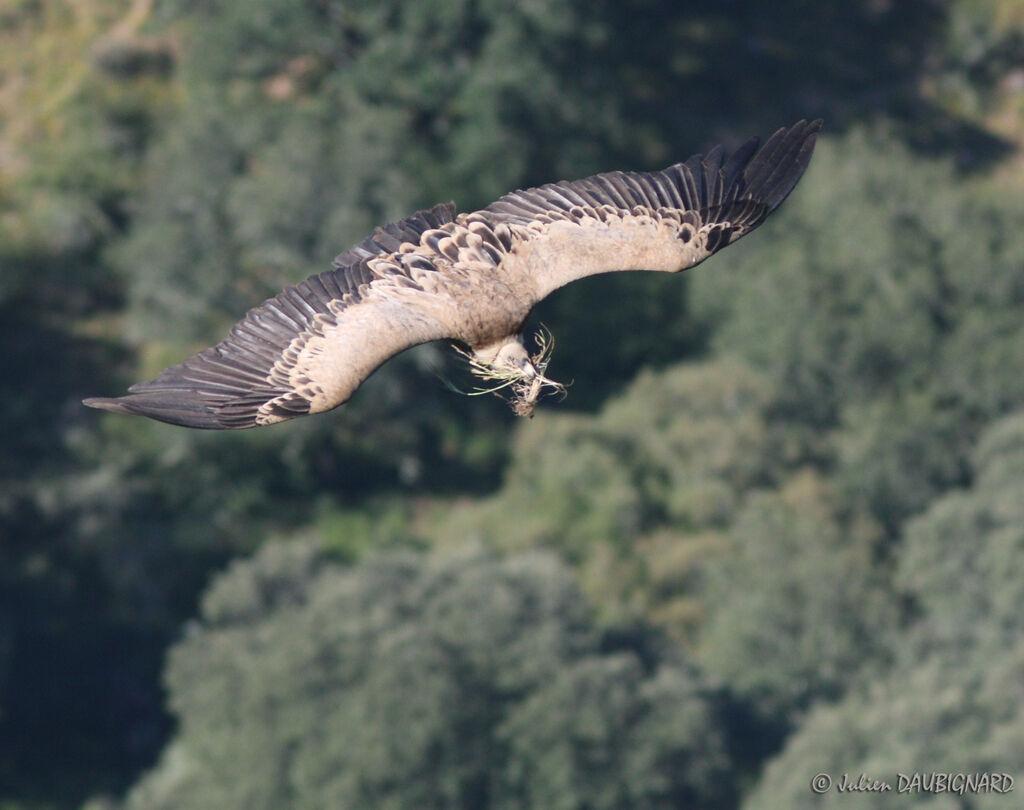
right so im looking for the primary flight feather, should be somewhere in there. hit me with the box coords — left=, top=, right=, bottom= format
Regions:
left=84, top=119, right=821, bottom=428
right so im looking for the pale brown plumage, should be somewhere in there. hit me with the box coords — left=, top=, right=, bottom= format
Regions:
left=84, top=120, right=822, bottom=428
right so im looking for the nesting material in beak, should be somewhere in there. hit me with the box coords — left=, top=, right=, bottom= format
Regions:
left=456, top=328, right=567, bottom=417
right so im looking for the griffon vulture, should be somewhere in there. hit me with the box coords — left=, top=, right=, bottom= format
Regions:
left=84, top=119, right=821, bottom=427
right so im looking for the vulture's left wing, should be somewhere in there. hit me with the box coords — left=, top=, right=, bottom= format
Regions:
left=484, top=119, right=821, bottom=304
left=84, top=204, right=460, bottom=429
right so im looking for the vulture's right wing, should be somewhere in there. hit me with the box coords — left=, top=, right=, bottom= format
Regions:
left=84, top=203, right=461, bottom=429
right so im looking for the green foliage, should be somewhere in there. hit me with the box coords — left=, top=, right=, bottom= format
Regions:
left=2, top=0, right=1023, bottom=808
left=934, top=0, right=1024, bottom=120
left=745, top=645, right=1024, bottom=810
left=896, top=411, right=1024, bottom=651
left=0, top=5, right=178, bottom=803
left=699, top=472, right=897, bottom=718
left=427, top=357, right=809, bottom=637
left=428, top=357, right=898, bottom=717
left=743, top=411, right=1024, bottom=809
left=459, top=357, right=785, bottom=545
left=118, top=543, right=736, bottom=810
left=690, top=126, right=1024, bottom=530
left=500, top=653, right=734, bottom=810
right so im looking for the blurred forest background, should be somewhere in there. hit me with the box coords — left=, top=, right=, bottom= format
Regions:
left=2, top=0, right=1024, bottom=808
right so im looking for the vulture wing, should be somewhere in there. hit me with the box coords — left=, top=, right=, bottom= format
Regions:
left=84, top=203, right=460, bottom=428
left=85, top=121, right=820, bottom=429
left=485, top=119, right=821, bottom=303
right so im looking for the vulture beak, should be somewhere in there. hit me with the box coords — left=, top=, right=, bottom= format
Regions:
left=515, top=355, right=538, bottom=380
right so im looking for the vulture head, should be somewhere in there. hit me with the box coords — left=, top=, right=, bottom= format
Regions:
left=458, top=332, right=565, bottom=417
left=472, top=335, right=535, bottom=376
left=84, top=120, right=822, bottom=429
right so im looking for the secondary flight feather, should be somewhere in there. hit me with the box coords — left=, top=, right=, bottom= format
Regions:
left=84, top=119, right=822, bottom=428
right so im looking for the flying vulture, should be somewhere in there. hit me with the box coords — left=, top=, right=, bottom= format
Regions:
left=84, top=119, right=821, bottom=428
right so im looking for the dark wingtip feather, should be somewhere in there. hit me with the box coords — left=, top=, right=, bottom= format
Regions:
left=83, top=393, right=232, bottom=430
left=744, top=119, right=822, bottom=212
left=83, top=397, right=132, bottom=414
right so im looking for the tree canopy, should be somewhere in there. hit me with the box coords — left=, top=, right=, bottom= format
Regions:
left=1, top=1, right=1023, bottom=808
left=745, top=411, right=1024, bottom=809
left=119, top=544, right=737, bottom=810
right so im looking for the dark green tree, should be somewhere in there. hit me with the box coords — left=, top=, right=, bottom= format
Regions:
left=0, top=6, right=178, bottom=801
left=114, top=543, right=737, bottom=810
left=689, top=126, right=1024, bottom=532
left=743, top=411, right=1024, bottom=809
left=3, top=1, right=1021, bottom=808
left=426, top=356, right=898, bottom=719
left=424, top=357, right=813, bottom=638
left=698, top=473, right=897, bottom=719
